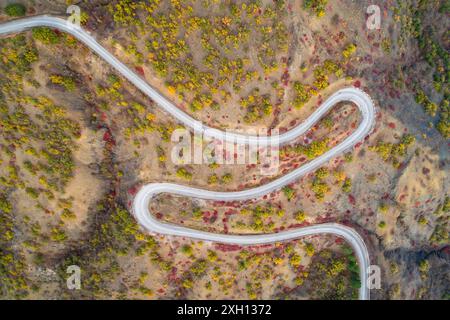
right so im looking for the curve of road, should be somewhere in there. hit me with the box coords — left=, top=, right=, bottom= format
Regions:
left=0, top=16, right=376, bottom=300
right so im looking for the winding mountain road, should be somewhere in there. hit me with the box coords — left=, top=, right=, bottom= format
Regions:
left=0, top=16, right=376, bottom=300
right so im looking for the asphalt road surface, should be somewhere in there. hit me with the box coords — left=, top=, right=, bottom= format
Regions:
left=0, top=16, right=376, bottom=300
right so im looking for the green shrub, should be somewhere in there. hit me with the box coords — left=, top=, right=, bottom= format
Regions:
left=315, top=167, right=329, bottom=179
left=181, top=244, right=193, bottom=256
left=176, top=167, right=192, bottom=180
left=418, top=260, right=430, bottom=274
left=295, top=211, right=306, bottom=223
left=221, top=173, right=232, bottom=184
left=342, top=43, right=357, bottom=59
left=50, top=227, right=67, bottom=242
left=311, top=179, right=329, bottom=200
left=289, top=253, right=302, bottom=267
left=304, top=139, right=329, bottom=159
left=49, top=75, right=76, bottom=91
left=342, top=178, right=352, bottom=193
left=4, top=3, right=26, bottom=17
left=32, top=27, right=60, bottom=44
left=379, top=203, right=389, bottom=213
left=303, top=0, right=328, bottom=17
left=282, top=186, right=295, bottom=201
